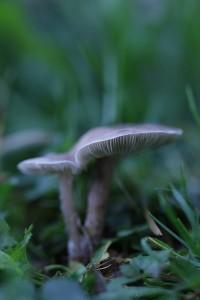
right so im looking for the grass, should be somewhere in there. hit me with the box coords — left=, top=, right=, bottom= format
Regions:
left=2, top=177, right=200, bottom=299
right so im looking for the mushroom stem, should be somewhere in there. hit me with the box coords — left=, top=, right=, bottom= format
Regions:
left=59, top=172, right=83, bottom=262
left=84, top=157, right=116, bottom=245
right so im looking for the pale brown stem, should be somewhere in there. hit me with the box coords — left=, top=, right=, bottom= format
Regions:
left=59, top=172, right=85, bottom=262
left=84, top=157, right=115, bottom=245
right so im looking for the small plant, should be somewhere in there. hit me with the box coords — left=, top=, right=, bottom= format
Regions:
left=0, top=215, right=32, bottom=279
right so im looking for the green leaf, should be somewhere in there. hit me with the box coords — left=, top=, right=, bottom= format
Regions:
left=0, top=217, right=16, bottom=250
left=21, top=225, right=33, bottom=248
left=91, top=240, right=112, bottom=264
left=0, top=278, right=36, bottom=300
left=41, top=278, right=90, bottom=300
left=107, top=276, right=140, bottom=291
left=134, top=252, right=170, bottom=278
left=0, top=251, right=21, bottom=274
left=7, top=225, right=33, bottom=262
left=116, top=224, right=148, bottom=238
left=96, top=286, right=171, bottom=300
left=120, top=261, right=141, bottom=280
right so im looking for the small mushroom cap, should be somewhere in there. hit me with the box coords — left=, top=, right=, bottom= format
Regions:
left=74, top=124, right=183, bottom=167
left=17, top=152, right=78, bottom=175
left=2, top=129, right=52, bottom=155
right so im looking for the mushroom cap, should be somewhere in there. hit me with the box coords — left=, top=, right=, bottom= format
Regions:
left=74, top=124, right=183, bottom=167
left=2, top=129, right=52, bottom=155
left=17, top=152, right=78, bottom=175
left=17, top=123, right=183, bottom=175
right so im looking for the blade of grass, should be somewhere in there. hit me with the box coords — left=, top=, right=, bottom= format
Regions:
left=148, top=237, right=173, bottom=251
left=186, top=86, right=200, bottom=129
left=175, top=218, right=195, bottom=248
left=170, top=185, right=199, bottom=234
left=149, top=237, right=200, bottom=268
left=179, top=165, right=187, bottom=197
left=159, top=194, right=193, bottom=244
left=148, top=212, right=188, bottom=249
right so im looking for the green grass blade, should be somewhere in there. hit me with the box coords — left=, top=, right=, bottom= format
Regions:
left=179, top=165, right=187, bottom=197
left=149, top=212, right=188, bottom=249
left=159, top=194, right=193, bottom=244
left=175, top=218, right=194, bottom=248
left=186, top=86, right=200, bottom=129
left=149, top=237, right=200, bottom=268
left=170, top=185, right=198, bottom=233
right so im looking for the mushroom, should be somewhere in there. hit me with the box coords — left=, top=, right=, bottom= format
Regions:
left=73, top=124, right=183, bottom=246
left=2, top=129, right=52, bottom=155
left=17, top=123, right=182, bottom=263
left=17, top=151, right=87, bottom=262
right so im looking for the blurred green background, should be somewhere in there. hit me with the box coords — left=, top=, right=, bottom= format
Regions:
left=1, top=0, right=200, bottom=263
left=1, top=0, right=199, bottom=135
